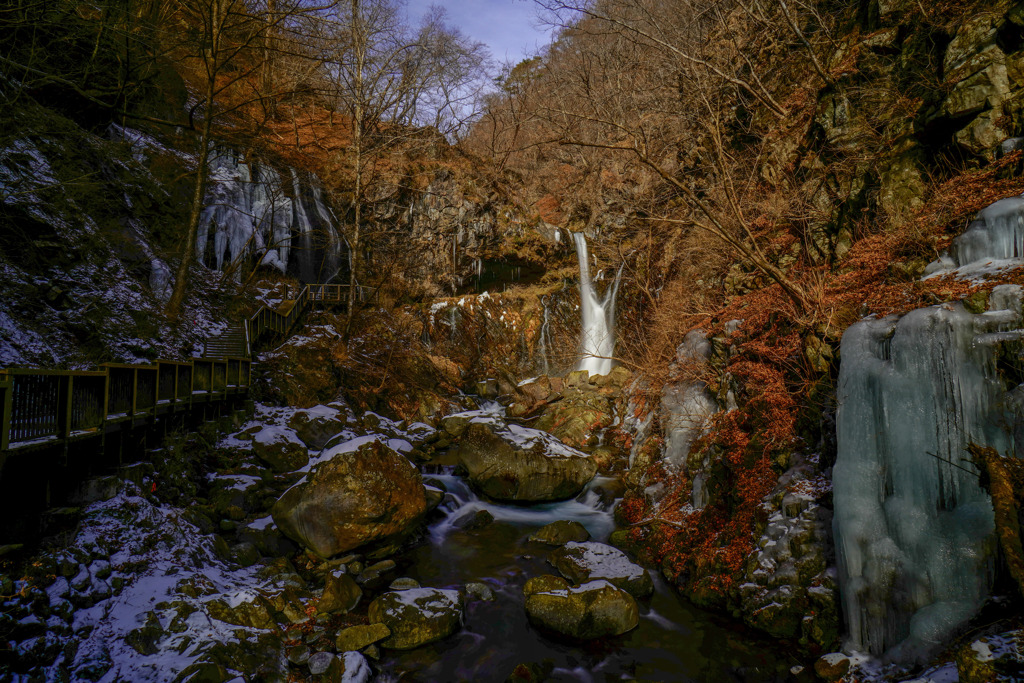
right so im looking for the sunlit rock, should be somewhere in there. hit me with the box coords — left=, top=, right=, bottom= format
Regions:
left=272, top=440, right=427, bottom=558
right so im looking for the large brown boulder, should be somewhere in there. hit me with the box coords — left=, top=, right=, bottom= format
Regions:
left=451, top=420, right=596, bottom=502
left=271, top=440, right=427, bottom=558
left=524, top=576, right=638, bottom=640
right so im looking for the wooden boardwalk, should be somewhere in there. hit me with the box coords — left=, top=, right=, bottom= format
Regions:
left=0, top=282, right=375, bottom=460
left=0, top=357, right=251, bottom=455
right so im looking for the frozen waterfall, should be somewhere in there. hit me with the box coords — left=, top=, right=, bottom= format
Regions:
left=833, top=284, right=1024, bottom=662
left=924, top=195, right=1024, bottom=281
left=197, top=149, right=346, bottom=283
left=573, top=232, right=621, bottom=377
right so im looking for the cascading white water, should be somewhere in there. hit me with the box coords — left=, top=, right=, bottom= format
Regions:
left=573, top=232, right=621, bottom=377
left=197, top=149, right=345, bottom=282
left=426, top=472, right=618, bottom=546
left=833, top=284, right=1024, bottom=662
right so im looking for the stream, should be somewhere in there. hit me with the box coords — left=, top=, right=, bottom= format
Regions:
left=374, top=465, right=794, bottom=682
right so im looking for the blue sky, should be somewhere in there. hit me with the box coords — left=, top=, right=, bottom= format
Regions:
left=405, top=0, right=552, bottom=67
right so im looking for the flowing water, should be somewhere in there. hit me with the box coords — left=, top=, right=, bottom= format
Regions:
left=573, top=233, right=622, bottom=377
left=376, top=467, right=794, bottom=682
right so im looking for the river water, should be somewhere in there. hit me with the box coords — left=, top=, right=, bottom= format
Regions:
left=375, top=467, right=794, bottom=682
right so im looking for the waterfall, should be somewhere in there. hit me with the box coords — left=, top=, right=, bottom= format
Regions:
left=572, top=232, right=621, bottom=377
left=196, top=149, right=346, bottom=283
left=833, top=284, right=1024, bottom=662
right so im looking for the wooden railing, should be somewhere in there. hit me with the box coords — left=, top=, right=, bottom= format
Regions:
left=247, top=282, right=376, bottom=347
left=0, top=357, right=251, bottom=452
left=0, top=282, right=374, bottom=454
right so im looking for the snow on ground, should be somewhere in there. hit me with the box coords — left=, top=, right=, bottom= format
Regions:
left=39, top=487, right=284, bottom=682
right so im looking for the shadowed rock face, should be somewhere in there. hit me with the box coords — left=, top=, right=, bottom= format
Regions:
left=271, top=440, right=427, bottom=558
left=451, top=422, right=597, bottom=502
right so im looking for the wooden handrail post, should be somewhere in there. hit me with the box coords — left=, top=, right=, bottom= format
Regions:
left=0, top=376, right=11, bottom=452
left=58, top=375, right=72, bottom=439
left=130, top=369, right=138, bottom=417
left=102, top=368, right=110, bottom=422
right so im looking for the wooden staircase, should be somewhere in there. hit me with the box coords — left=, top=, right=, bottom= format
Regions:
left=203, top=324, right=249, bottom=359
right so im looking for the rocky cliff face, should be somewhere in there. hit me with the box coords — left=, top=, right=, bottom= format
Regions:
left=0, top=96, right=216, bottom=366
left=366, top=167, right=566, bottom=298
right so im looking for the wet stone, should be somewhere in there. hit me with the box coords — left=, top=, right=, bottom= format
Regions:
left=388, top=577, right=420, bottom=591
left=528, top=520, right=590, bottom=546
left=356, top=560, right=397, bottom=590
left=308, top=651, right=335, bottom=675
left=465, top=582, right=495, bottom=601
left=287, top=643, right=310, bottom=666
left=454, top=508, right=495, bottom=531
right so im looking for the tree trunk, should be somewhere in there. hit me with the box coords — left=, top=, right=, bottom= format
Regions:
left=344, top=0, right=364, bottom=339
left=166, top=80, right=216, bottom=322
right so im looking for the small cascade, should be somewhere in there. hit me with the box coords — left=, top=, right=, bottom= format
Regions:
left=573, top=232, right=622, bottom=376
left=197, top=148, right=347, bottom=283
left=833, top=284, right=1024, bottom=662
left=425, top=471, right=618, bottom=547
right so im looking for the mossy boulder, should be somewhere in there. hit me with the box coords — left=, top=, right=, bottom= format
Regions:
left=451, top=421, right=596, bottom=502
left=272, top=440, right=427, bottom=558
left=549, top=542, right=653, bottom=598
left=318, top=570, right=362, bottom=614
left=955, top=631, right=1024, bottom=682
left=528, top=520, right=591, bottom=546
left=534, top=389, right=613, bottom=450
left=335, top=623, right=391, bottom=652
left=251, top=428, right=309, bottom=473
left=523, top=577, right=638, bottom=640
left=205, top=597, right=276, bottom=630
left=367, top=588, right=464, bottom=649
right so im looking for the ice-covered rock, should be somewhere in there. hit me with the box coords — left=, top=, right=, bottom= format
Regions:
left=924, top=195, right=1024, bottom=281
left=833, top=284, right=1024, bottom=661
left=660, top=330, right=719, bottom=506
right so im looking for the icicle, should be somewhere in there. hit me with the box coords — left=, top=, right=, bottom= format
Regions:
left=833, top=285, right=1024, bottom=662
left=538, top=296, right=551, bottom=376
left=198, top=147, right=345, bottom=282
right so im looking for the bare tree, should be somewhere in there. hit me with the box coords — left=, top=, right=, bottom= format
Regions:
left=516, top=0, right=816, bottom=312
left=311, top=0, right=488, bottom=330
